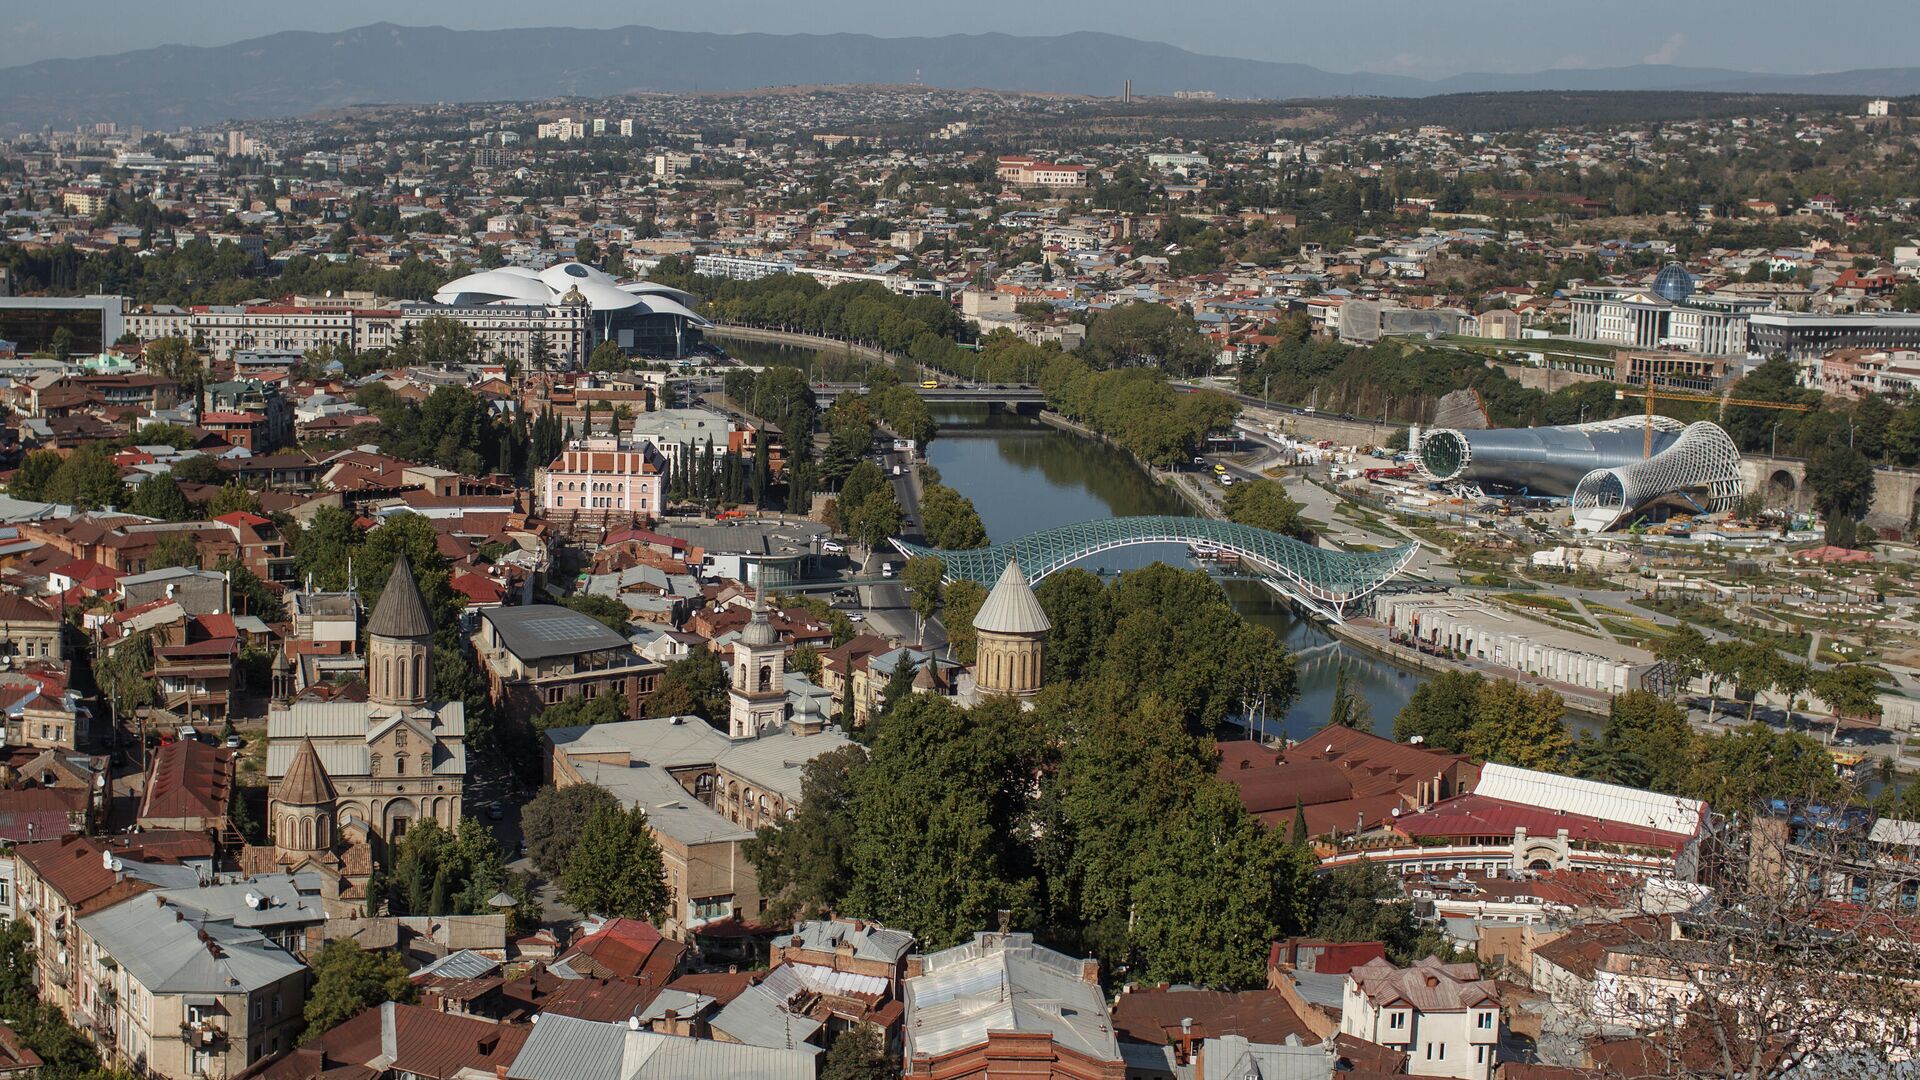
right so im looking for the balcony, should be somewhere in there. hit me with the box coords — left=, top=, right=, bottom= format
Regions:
left=180, top=1020, right=227, bottom=1047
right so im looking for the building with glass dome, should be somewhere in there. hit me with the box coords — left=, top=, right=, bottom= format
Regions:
left=1568, top=265, right=1767, bottom=356
left=431, top=261, right=710, bottom=361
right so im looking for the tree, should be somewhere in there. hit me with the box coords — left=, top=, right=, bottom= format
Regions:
left=207, top=480, right=263, bottom=518
left=744, top=745, right=867, bottom=923
left=647, top=648, right=729, bottom=722
left=1685, top=724, right=1843, bottom=811
left=414, top=315, right=478, bottom=367
left=219, top=556, right=286, bottom=621
left=1594, top=690, right=1693, bottom=794
left=304, top=940, right=415, bottom=1039
left=39, top=443, right=126, bottom=510
left=941, top=579, right=990, bottom=664
left=1460, top=678, right=1570, bottom=770
left=1805, top=445, right=1874, bottom=547
left=1308, top=863, right=1449, bottom=965
left=847, top=489, right=904, bottom=550
left=819, top=1024, right=899, bottom=1080
left=1032, top=568, right=1111, bottom=684
left=1221, top=478, right=1310, bottom=538
left=522, top=783, right=620, bottom=880
left=902, top=556, right=944, bottom=642
left=144, top=335, right=203, bottom=387
left=1812, top=663, right=1881, bottom=736
left=1391, top=669, right=1484, bottom=750
left=838, top=460, right=887, bottom=516
left=1656, top=623, right=1709, bottom=699
left=561, top=804, right=669, bottom=920
left=127, top=473, right=191, bottom=521
left=147, top=531, right=202, bottom=570
left=1327, top=666, right=1371, bottom=730
left=1129, top=781, right=1314, bottom=988
left=7, top=450, right=60, bottom=501
left=561, top=594, right=634, bottom=633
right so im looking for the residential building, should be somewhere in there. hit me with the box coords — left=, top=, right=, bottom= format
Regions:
left=136, top=738, right=236, bottom=833
left=545, top=713, right=850, bottom=937
left=0, top=592, right=64, bottom=661
left=1747, top=311, right=1920, bottom=363
left=506, top=1011, right=816, bottom=1080
left=902, top=931, right=1122, bottom=1079
left=79, top=891, right=309, bottom=1078
left=245, top=1001, right=530, bottom=1080
left=995, top=156, right=1092, bottom=189
left=472, top=604, right=661, bottom=725
left=1339, top=956, right=1501, bottom=1080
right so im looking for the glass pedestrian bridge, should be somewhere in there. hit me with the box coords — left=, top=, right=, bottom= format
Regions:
left=892, top=515, right=1417, bottom=622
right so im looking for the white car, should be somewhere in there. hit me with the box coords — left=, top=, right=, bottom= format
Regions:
left=846, top=612, right=866, bottom=622
left=821, top=540, right=846, bottom=554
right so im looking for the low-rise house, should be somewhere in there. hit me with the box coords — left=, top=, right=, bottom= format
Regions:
left=505, top=1011, right=816, bottom=1080
left=137, top=738, right=237, bottom=834
left=1338, top=956, right=1501, bottom=1080
left=902, top=931, right=1123, bottom=1079
left=244, top=1001, right=529, bottom=1080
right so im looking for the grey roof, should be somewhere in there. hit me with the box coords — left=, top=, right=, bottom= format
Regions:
left=413, top=949, right=502, bottom=982
left=157, top=873, right=329, bottom=931
left=367, top=554, right=435, bottom=639
left=1285, top=971, right=1346, bottom=1010
left=80, top=893, right=305, bottom=994
left=773, top=918, right=914, bottom=963
left=904, top=932, right=1118, bottom=1065
left=709, top=982, right=825, bottom=1053
left=972, top=557, right=1050, bottom=636
left=482, top=604, right=632, bottom=660
left=547, top=716, right=849, bottom=815
left=116, top=565, right=224, bottom=589
left=1200, top=1035, right=1330, bottom=1080
left=507, top=1013, right=816, bottom=1080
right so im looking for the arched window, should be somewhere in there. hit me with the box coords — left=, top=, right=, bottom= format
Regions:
left=394, top=754, right=409, bottom=777
left=414, top=653, right=426, bottom=697
left=758, top=665, right=772, bottom=692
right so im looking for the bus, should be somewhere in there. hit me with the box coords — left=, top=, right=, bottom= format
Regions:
left=920, top=380, right=941, bottom=389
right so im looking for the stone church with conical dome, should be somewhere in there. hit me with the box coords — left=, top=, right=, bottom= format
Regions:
left=971, top=558, right=1049, bottom=698
left=263, top=555, right=467, bottom=887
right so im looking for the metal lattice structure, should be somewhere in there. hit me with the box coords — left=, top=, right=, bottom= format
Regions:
left=1417, top=416, right=1688, bottom=493
left=891, top=516, right=1417, bottom=621
left=1569, top=421, right=1745, bottom=532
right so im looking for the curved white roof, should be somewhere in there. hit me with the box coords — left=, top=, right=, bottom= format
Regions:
left=633, top=293, right=711, bottom=327
left=619, top=280, right=699, bottom=307
left=433, top=268, right=553, bottom=306
left=973, top=559, right=1050, bottom=636
left=566, top=278, right=645, bottom=311
left=537, top=261, right=621, bottom=292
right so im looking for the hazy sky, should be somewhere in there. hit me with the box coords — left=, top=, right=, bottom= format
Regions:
left=7, top=1, right=1917, bottom=78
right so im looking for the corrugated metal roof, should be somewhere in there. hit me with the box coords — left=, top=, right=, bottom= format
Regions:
left=413, top=949, right=501, bottom=982
left=507, top=1014, right=816, bottom=1080
left=708, top=982, right=825, bottom=1052
left=1473, top=763, right=1704, bottom=837
left=80, top=894, right=305, bottom=993
left=905, top=933, right=1117, bottom=1064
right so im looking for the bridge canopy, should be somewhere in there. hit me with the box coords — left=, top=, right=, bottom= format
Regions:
left=892, top=515, right=1416, bottom=621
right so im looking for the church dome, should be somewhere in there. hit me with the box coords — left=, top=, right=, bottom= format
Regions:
left=973, top=558, right=1050, bottom=636
left=279, top=736, right=337, bottom=806
left=368, top=554, right=434, bottom=639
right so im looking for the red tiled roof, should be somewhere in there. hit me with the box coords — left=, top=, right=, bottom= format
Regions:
left=137, top=739, right=233, bottom=823
left=1112, top=988, right=1314, bottom=1047
left=1391, top=794, right=1694, bottom=852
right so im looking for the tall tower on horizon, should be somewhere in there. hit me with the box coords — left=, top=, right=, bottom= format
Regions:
left=727, top=571, right=788, bottom=739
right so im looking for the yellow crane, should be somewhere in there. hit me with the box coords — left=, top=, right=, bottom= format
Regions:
left=1614, top=385, right=1814, bottom=458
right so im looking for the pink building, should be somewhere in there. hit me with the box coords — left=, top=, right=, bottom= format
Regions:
left=542, top=437, right=665, bottom=522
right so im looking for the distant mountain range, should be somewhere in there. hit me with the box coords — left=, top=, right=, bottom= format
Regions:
left=1, top=23, right=1915, bottom=134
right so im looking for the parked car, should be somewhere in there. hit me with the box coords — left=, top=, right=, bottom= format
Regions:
left=821, top=540, right=846, bottom=554
left=224, top=734, right=243, bottom=749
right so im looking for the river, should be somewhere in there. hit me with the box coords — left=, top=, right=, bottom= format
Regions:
left=721, top=336, right=1428, bottom=738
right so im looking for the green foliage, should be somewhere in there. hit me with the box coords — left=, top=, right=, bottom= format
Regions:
left=819, top=1024, right=899, bottom=1080
left=147, top=531, right=202, bottom=570
left=743, top=745, right=867, bottom=924
left=1308, top=863, right=1453, bottom=966
left=1805, top=445, right=1875, bottom=545
left=561, top=593, right=634, bottom=633
left=522, top=783, right=620, bottom=880
left=383, top=818, right=514, bottom=919
left=837, top=459, right=887, bottom=516
left=1392, top=670, right=1569, bottom=769
left=127, top=474, right=192, bottom=521
left=304, top=940, right=415, bottom=1040
left=843, top=694, right=1042, bottom=949
left=1128, top=781, right=1314, bottom=988
left=1685, top=724, right=1844, bottom=811
left=357, top=383, right=521, bottom=477
left=218, top=556, right=286, bottom=621
left=847, top=489, right=904, bottom=549
left=167, top=453, right=226, bottom=485
left=206, top=480, right=263, bottom=519
left=941, top=579, right=990, bottom=664
left=1039, top=354, right=1238, bottom=468
left=1221, top=478, right=1309, bottom=538
left=562, top=804, right=669, bottom=919
left=902, top=556, right=945, bottom=629
left=647, top=648, right=729, bottom=721
left=1327, top=666, right=1372, bottom=730
left=918, top=482, right=989, bottom=549
left=13, top=444, right=126, bottom=510
left=1031, top=568, right=1112, bottom=684
left=534, top=691, right=626, bottom=732
left=1081, top=301, right=1217, bottom=376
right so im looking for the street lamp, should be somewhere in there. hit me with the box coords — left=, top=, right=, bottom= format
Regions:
left=1771, top=419, right=1782, bottom=458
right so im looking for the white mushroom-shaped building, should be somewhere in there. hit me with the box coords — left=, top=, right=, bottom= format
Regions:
left=432, top=261, right=708, bottom=359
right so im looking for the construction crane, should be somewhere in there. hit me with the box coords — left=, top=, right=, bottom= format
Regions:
left=1614, top=386, right=1814, bottom=458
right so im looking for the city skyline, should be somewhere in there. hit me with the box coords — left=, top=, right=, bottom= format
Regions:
left=7, top=0, right=1920, bottom=79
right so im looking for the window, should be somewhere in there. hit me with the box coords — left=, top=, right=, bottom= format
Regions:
left=272, top=993, right=282, bottom=1018
left=1389, top=1012, right=1406, bottom=1030
left=1478, top=1011, right=1494, bottom=1030
left=253, top=999, right=264, bottom=1022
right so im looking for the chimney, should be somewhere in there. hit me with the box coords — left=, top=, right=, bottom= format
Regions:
left=904, top=955, right=924, bottom=980
left=996, top=909, right=1011, bottom=934
left=1079, top=957, right=1100, bottom=985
